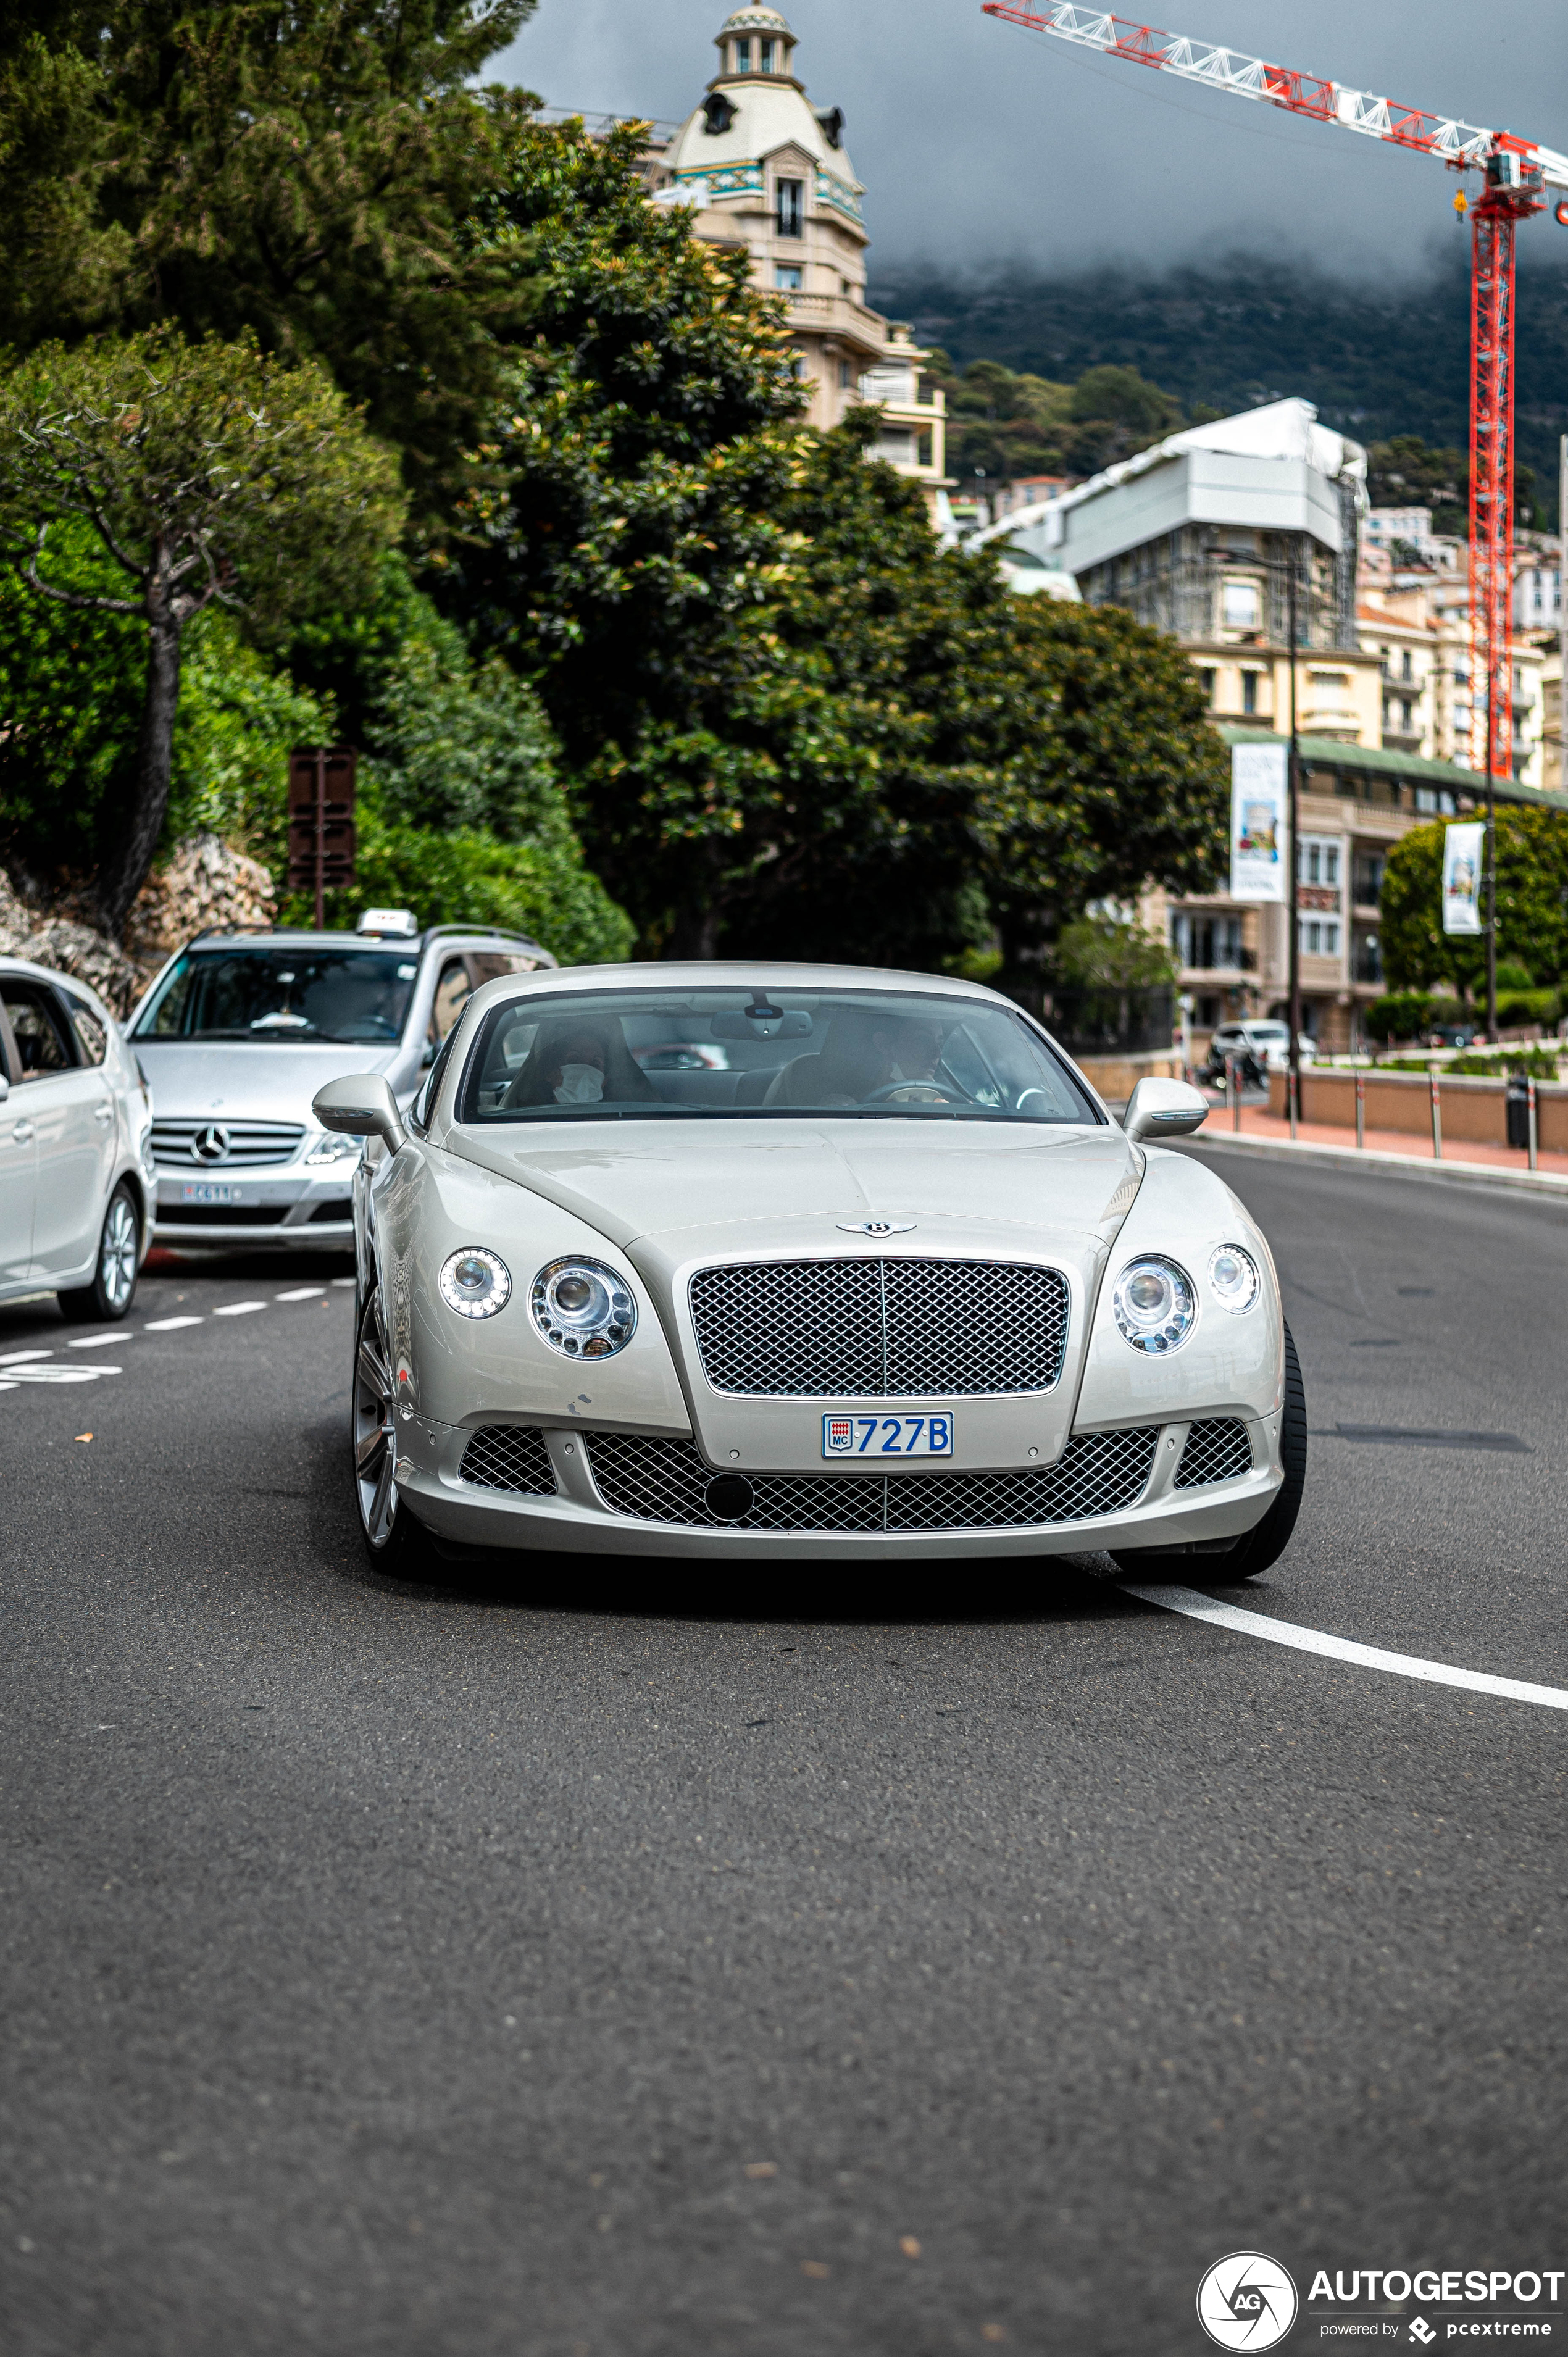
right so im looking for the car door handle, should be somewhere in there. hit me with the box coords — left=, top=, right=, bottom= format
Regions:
left=93, top=1103, right=115, bottom=1124
left=12, top=1122, right=34, bottom=1145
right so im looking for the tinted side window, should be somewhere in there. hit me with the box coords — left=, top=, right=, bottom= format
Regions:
left=409, top=1025, right=461, bottom=1132
left=428, top=958, right=473, bottom=1048
left=66, top=996, right=109, bottom=1066
left=2, top=982, right=75, bottom=1078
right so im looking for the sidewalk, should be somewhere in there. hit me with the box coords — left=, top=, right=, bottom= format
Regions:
left=1188, top=1097, right=1568, bottom=1195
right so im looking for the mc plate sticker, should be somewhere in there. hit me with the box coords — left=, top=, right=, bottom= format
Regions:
left=823, top=1414, right=953, bottom=1458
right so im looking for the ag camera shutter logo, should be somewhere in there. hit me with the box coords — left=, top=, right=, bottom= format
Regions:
left=1197, top=2253, right=1298, bottom=2350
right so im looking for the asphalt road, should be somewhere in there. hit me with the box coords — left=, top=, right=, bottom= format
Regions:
left=2, top=1151, right=1567, bottom=2357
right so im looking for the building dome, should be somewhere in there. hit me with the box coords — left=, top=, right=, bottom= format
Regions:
left=718, top=6, right=793, bottom=28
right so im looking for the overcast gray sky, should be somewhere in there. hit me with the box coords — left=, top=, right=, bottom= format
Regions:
left=493, top=0, right=1568, bottom=281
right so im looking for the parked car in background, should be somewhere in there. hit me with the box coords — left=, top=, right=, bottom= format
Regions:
left=1201, top=1020, right=1316, bottom=1087
left=126, top=914, right=554, bottom=1254
left=0, top=957, right=156, bottom=1319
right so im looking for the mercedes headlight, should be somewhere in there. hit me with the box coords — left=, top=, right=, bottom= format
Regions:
left=1207, top=1243, right=1260, bottom=1314
left=1111, top=1256, right=1196, bottom=1353
left=303, top=1130, right=361, bottom=1168
left=439, top=1247, right=512, bottom=1319
left=530, top=1259, right=636, bottom=1358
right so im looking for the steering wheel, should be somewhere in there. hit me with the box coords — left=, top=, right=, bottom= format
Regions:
left=863, top=1079, right=968, bottom=1106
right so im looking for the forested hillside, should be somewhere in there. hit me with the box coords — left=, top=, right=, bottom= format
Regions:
left=872, top=253, right=1568, bottom=522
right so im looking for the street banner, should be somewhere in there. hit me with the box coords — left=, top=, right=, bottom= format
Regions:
left=1230, top=741, right=1288, bottom=903
left=1441, top=820, right=1485, bottom=936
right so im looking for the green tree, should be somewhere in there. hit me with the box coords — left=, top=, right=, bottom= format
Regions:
left=0, top=2, right=541, bottom=517
left=1380, top=810, right=1568, bottom=997
left=0, top=326, right=402, bottom=932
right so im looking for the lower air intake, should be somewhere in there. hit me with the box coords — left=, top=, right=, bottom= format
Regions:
left=459, top=1426, right=556, bottom=1494
left=1174, top=1417, right=1254, bottom=1488
left=583, top=1427, right=1158, bottom=1533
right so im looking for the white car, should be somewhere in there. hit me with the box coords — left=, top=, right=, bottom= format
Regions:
left=1206, top=1020, right=1315, bottom=1079
left=1, top=957, right=156, bottom=1320
left=314, top=965, right=1306, bottom=1578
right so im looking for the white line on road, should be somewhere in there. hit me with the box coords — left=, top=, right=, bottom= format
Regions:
left=1125, top=1582, right=1568, bottom=1713
left=0, top=1349, right=54, bottom=1364
left=213, top=1301, right=267, bottom=1317
left=67, top=1332, right=134, bottom=1348
left=275, top=1287, right=325, bottom=1303
left=143, top=1316, right=204, bottom=1331
left=2, top=1364, right=120, bottom=1383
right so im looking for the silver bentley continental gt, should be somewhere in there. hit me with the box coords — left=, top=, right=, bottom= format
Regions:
left=312, top=965, right=1306, bottom=1580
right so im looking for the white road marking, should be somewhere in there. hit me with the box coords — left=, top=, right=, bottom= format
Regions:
left=2, top=1365, right=120, bottom=1384
left=67, top=1332, right=133, bottom=1348
left=0, top=1349, right=54, bottom=1365
left=331, top=1276, right=356, bottom=1287
left=1125, top=1582, right=1568, bottom=1713
left=275, top=1287, right=325, bottom=1302
left=143, top=1316, right=203, bottom=1331
left=213, top=1301, right=267, bottom=1317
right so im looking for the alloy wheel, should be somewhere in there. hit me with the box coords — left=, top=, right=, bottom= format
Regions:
left=353, top=1293, right=400, bottom=1548
left=100, top=1194, right=138, bottom=1314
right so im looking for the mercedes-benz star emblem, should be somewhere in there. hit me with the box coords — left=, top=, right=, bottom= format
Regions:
left=836, top=1220, right=915, bottom=1237
left=192, top=1124, right=231, bottom=1164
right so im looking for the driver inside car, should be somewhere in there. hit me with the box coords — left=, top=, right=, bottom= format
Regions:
left=871, top=1016, right=946, bottom=1096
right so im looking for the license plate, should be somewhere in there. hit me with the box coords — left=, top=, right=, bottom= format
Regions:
left=823, top=1413, right=953, bottom=1459
left=180, top=1182, right=244, bottom=1205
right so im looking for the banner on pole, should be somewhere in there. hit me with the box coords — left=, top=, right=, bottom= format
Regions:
left=1230, top=741, right=1288, bottom=903
left=1441, top=820, right=1485, bottom=936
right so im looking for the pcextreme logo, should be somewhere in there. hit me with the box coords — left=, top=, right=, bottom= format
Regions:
left=1198, top=2253, right=1300, bottom=2350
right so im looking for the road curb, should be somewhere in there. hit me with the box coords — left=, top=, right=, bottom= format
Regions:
left=1185, top=1129, right=1568, bottom=1201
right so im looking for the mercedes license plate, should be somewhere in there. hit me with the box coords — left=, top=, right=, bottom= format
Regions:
left=823, top=1413, right=953, bottom=1459
left=180, top=1182, right=243, bottom=1205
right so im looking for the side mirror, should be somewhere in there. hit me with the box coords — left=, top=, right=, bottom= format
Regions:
left=313, top=1073, right=407, bottom=1154
left=1124, top=1076, right=1209, bottom=1145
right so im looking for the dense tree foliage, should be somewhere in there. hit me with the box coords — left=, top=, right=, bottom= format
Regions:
left=925, top=351, right=1194, bottom=494
left=1380, top=810, right=1568, bottom=998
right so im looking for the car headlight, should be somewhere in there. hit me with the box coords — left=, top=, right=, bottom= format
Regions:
left=1111, top=1256, right=1196, bottom=1354
left=440, top=1247, right=512, bottom=1319
left=530, top=1258, right=636, bottom=1359
left=303, top=1131, right=361, bottom=1168
left=1207, top=1243, right=1260, bottom=1314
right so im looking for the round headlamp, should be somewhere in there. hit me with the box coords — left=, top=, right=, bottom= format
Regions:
left=1111, top=1256, right=1196, bottom=1354
left=1207, top=1243, right=1260, bottom=1314
left=530, top=1258, right=637, bottom=1359
left=440, top=1246, right=512, bottom=1319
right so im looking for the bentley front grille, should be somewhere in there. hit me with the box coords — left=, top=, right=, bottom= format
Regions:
left=459, top=1426, right=556, bottom=1495
left=151, top=1119, right=306, bottom=1168
left=1174, top=1417, right=1254, bottom=1488
left=582, top=1427, right=1157, bottom=1534
left=687, top=1258, right=1070, bottom=1397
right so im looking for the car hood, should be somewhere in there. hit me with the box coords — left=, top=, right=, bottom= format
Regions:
left=133, top=1039, right=403, bottom=1124
left=445, top=1118, right=1143, bottom=1254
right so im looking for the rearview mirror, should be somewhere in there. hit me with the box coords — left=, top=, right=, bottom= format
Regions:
left=709, top=1009, right=813, bottom=1041
left=312, top=1073, right=406, bottom=1154
left=1124, top=1077, right=1209, bottom=1145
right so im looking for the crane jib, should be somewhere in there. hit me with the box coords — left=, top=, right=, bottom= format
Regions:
left=979, top=3, right=1568, bottom=187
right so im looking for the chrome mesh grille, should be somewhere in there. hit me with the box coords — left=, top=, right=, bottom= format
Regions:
left=583, top=1427, right=1156, bottom=1533
left=151, top=1118, right=305, bottom=1168
left=1174, top=1417, right=1254, bottom=1489
left=687, top=1258, right=1069, bottom=1396
left=459, top=1425, right=556, bottom=1494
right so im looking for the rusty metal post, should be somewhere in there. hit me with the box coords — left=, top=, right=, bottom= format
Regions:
left=1228, top=1055, right=1239, bottom=1133
left=1528, top=1075, right=1538, bottom=1172
left=1356, top=1067, right=1364, bottom=1150
left=1430, top=1067, right=1443, bottom=1160
left=1288, top=1064, right=1298, bottom=1140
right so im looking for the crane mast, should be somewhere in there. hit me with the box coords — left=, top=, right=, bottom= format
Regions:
left=984, top=1, right=1568, bottom=1033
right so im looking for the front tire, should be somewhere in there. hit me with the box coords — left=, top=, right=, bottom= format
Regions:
left=58, top=1183, right=141, bottom=1323
left=353, top=1288, right=432, bottom=1574
left=1112, top=1321, right=1307, bottom=1583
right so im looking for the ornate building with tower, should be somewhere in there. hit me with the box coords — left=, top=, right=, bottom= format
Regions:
left=653, top=7, right=947, bottom=505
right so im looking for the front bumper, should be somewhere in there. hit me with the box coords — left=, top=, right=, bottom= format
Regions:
left=393, top=1415, right=1282, bottom=1562
left=153, top=1168, right=356, bottom=1250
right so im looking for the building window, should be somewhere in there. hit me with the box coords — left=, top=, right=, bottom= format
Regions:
left=1222, top=580, right=1260, bottom=630
left=1299, top=919, right=1340, bottom=957
left=774, top=264, right=803, bottom=291
left=1170, top=912, right=1242, bottom=970
left=838, top=359, right=854, bottom=388
left=1197, top=666, right=1216, bottom=706
left=760, top=35, right=776, bottom=70
left=1241, top=670, right=1257, bottom=715
left=1401, top=651, right=1413, bottom=682
left=1353, top=851, right=1386, bottom=905
left=733, top=35, right=750, bottom=68
left=1298, top=837, right=1340, bottom=888
left=1401, top=698, right=1412, bottom=732
left=776, top=177, right=803, bottom=236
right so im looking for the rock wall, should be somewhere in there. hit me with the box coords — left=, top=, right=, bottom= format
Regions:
left=1, top=834, right=278, bottom=1017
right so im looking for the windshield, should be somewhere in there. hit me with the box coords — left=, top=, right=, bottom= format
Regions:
left=457, top=987, right=1097, bottom=1125
left=133, top=948, right=418, bottom=1045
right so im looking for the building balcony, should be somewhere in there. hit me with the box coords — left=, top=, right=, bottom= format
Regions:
left=780, top=290, right=903, bottom=353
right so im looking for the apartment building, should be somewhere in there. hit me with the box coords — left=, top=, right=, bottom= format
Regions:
left=653, top=7, right=947, bottom=504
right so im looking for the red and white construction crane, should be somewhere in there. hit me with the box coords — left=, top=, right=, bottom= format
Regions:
left=981, top=2, right=1568, bottom=796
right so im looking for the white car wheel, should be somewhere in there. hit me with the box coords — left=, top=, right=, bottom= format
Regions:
left=58, top=1184, right=141, bottom=1324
